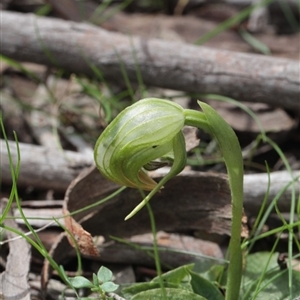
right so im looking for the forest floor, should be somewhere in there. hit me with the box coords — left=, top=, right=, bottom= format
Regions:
left=0, top=0, right=300, bottom=299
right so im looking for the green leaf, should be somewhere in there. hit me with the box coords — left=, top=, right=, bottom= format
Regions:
left=131, top=288, right=207, bottom=300
left=152, top=264, right=194, bottom=286
left=200, top=264, right=225, bottom=283
left=240, top=252, right=300, bottom=299
left=68, top=276, right=93, bottom=288
left=100, top=281, right=119, bottom=292
left=121, top=282, right=179, bottom=299
left=188, top=270, right=224, bottom=300
left=59, top=265, right=72, bottom=286
left=97, top=266, right=113, bottom=283
left=93, top=273, right=98, bottom=286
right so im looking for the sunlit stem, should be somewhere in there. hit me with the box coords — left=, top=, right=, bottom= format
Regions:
left=187, top=102, right=244, bottom=300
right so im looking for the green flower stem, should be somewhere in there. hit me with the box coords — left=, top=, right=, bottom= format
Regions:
left=187, top=102, right=243, bottom=300
left=94, top=98, right=244, bottom=299
left=183, top=108, right=211, bottom=133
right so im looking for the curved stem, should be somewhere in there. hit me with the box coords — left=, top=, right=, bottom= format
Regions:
left=125, top=132, right=186, bottom=220
left=186, top=102, right=244, bottom=300
left=183, top=109, right=211, bottom=133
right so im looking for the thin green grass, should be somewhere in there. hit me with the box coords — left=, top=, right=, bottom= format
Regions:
left=3, top=72, right=299, bottom=300
left=145, top=202, right=167, bottom=300
left=2, top=3, right=299, bottom=297
left=0, top=119, right=20, bottom=224
left=33, top=17, right=60, bottom=67
left=238, top=27, right=271, bottom=55
left=3, top=88, right=299, bottom=299
left=89, top=0, right=115, bottom=23
left=114, top=49, right=136, bottom=103
left=0, top=117, right=130, bottom=299
left=0, top=118, right=72, bottom=287
left=34, top=3, right=52, bottom=16
left=90, top=0, right=135, bottom=25
left=277, top=0, right=300, bottom=32
left=194, top=0, right=275, bottom=45
left=110, top=235, right=228, bottom=270
left=248, top=236, right=281, bottom=299
left=129, top=36, right=147, bottom=99
left=246, top=162, right=271, bottom=253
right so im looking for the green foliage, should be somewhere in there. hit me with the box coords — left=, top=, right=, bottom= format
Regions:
left=121, top=264, right=225, bottom=299
left=68, top=266, right=119, bottom=299
left=152, top=263, right=194, bottom=287
left=77, top=77, right=129, bottom=124
left=189, top=270, right=224, bottom=300
left=69, top=276, right=94, bottom=289
left=98, top=266, right=114, bottom=283
left=131, top=288, right=206, bottom=300
left=238, top=27, right=271, bottom=55
left=120, top=254, right=300, bottom=300
left=2, top=3, right=299, bottom=296
left=241, top=252, right=300, bottom=300
left=194, top=0, right=275, bottom=45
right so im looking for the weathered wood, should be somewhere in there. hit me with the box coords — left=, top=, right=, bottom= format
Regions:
left=243, top=169, right=300, bottom=214
left=41, top=164, right=299, bottom=288
left=101, top=11, right=300, bottom=59
left=14, top=167, right=300, bottom=229
left=97, top=232, right=224, bottom=267
left=42, top=165, right=234, bottom=289
left=1, top=139, right=94, bottom=192
left=1, top=139, right=299, bottom=212
left=1, top=127, right=198, bottom=191
left=1, top=11, right=299, bottom=112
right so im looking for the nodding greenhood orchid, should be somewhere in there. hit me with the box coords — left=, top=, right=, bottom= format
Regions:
left=94, top=99, right=186, bottom=193
left=94, top=98, right=244, bottom=300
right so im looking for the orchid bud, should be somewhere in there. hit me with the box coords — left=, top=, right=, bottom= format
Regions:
left=94, top=98, right=186, bottom=191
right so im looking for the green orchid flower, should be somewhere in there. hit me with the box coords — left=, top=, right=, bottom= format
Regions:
left=94, top=99, right=186, bottom=192
left=94, top=98, right=244, bottom=300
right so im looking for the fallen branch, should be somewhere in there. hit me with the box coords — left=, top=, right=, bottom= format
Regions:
left=41, top=163, right=299, bottom=288
left=1, top=11, right=299, bottom=112
left=2, top=139, right=299, bottom=214
left=101, top=12, right=300, bottom=59
left=152, top=168, right=300, bottom=215
left=1, top=127, right=197, bottom=192
left=1, top=139, right=94, bottom=192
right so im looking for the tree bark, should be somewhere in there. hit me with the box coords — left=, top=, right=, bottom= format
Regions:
left=1, top=11, right=299, bottom=112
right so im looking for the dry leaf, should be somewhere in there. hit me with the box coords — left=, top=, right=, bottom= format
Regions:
left=241, top=213, right=249, bottom=238
left=63, top=207, right=99, bottom=257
